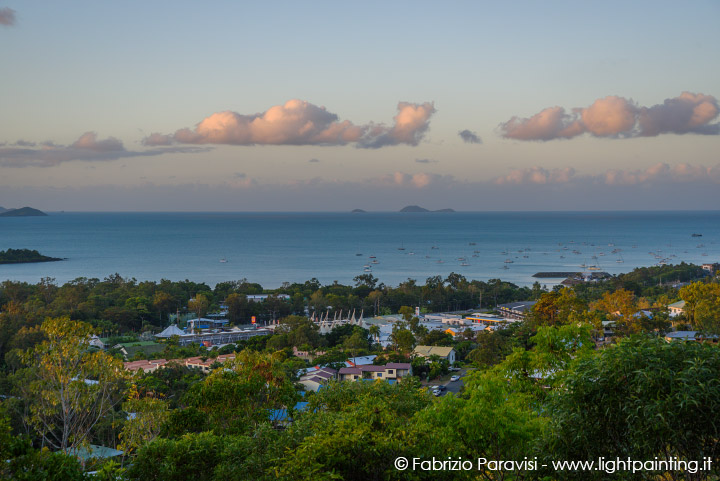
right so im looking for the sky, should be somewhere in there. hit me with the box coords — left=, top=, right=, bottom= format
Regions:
left=1, top=0, right=719, bottom=211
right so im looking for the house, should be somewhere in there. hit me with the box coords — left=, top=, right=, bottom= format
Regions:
left=413, top=345, right=456, bottom=364
left=299, top=366, right=337, bottom=392
left=337, top=363, right=412, bottom=382
left=496, top=301, right=537, bottom=320
left=702, top=263, right=719, bottom=274
left=664, top=331, right=719, bottom=343
left=88, top=335, right=105, bottom=349
left=667, top=300, right=686, bottom=318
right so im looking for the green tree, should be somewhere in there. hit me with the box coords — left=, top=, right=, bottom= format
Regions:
left=18, top=317, right=127, bottom=452
left=542, top=337, right=720, bottom=480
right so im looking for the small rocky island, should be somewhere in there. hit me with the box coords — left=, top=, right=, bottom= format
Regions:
left=0, top=248, right=64, bottom=264
left=0, top=207, right=48, bottom=217
left=399, top=205, right=455, bottom=213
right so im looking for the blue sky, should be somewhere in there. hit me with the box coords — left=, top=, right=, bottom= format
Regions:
left=1, top=1, right=719, bottom=210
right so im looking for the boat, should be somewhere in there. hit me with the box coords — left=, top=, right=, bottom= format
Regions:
left=692, top=233, right=702, bottom=237
left=469, top=242, right=476, bottom=246
left=364, top=268, right=372, bottom=272
left=461, top=262, right=470, bottom=266
left=219, top=258, right=228, bottom=263
left=371, top=260, right=379, bottom=264
left=504, top=259, right=513, bottom=264
left=398, top=242, right=405, bottom=251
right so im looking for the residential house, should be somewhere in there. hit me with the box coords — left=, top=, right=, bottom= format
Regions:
left=413, top=345, right=456, bottom=364
left=337, top=363, right=412, bottom=382
left=667, top=300, right=686, bottom=318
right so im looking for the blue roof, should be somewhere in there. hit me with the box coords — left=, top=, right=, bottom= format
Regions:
left=268, top=402, right=310, bottom=422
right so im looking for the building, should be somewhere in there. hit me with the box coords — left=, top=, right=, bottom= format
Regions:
left=413, top=345, right=456, bottom=364
left=702, top=263, right=719, bottom=274
left=664, top=331, right=719, bottom=343
left=246, top=294, right=291, bottom=302
left=496, top=301, right=537, bottom=320
left=337, top=363, right=412, bottom=382
left=464, top=313, right=509, bottom=324
left=299, top=366, right=338, bottom=392
left=667, top=300, right=686, bottom=318
left=154, top=324, right=271, bottom=347
left=123, top=353, right=236, bottom=373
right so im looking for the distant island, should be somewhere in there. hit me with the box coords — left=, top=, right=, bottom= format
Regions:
left=0, top=207, right=48, bottom=217
left=351, top=209, right=366, bottom=213
left=399, top=205, right=455, bottom=213
left=0, top=248, right=64, bottom=264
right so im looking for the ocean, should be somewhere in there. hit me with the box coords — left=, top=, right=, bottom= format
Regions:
left=0, top=211, right=718, bottom=288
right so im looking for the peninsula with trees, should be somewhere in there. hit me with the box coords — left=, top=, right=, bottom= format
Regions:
left=0, top=248, right=64, bottom=264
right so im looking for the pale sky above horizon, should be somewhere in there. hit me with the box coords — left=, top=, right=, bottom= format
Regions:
left=1, top=1, right=719, bottom=211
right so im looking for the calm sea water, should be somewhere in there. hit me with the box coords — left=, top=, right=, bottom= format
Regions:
left=0, top=211, right=718, bottom=288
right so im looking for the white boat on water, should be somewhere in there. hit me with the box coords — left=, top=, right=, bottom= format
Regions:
left=219, top=258, right=228, bottom=263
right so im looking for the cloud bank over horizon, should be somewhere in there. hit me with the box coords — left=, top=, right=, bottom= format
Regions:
left=0, top=132, right=208, bottom=167
left=499, top=92, right=720, bottom=141
left=143, top=100, right=436, bottom=149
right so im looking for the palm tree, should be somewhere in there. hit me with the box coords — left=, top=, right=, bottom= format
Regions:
left=368, top=324, right=380, bottom=343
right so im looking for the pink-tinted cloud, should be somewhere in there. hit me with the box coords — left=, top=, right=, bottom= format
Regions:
left=603, top=162, right=720, bottom=185
left=144, top=100, right=436, bottom=149
left=493, top=163, right=720, bottom=186
left=0, top=132, right=208, bottom=167
left=0, top=7, right=15, bottom=26
left=500, top=92, right=719, bottom=141
left=494, top=167, right=577, bottom=185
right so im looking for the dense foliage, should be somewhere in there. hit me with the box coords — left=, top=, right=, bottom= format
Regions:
left=0, top=264, right=718, bottom=479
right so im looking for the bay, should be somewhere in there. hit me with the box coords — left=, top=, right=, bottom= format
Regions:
left=0, top=211, right=718, bottom=288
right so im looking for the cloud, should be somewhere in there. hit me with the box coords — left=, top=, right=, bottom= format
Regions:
left=308, top=158, right=320, bottom=163
left=493, top=162, right=720, bottom=186
left=414, top=158, right=437, bottom=164
left=499, top=92, right=719, bottom=141
left=603, top=162, right=720, bottom=185
left=458, top=129, right=482, bottom=144
left=0, top=132, right=209, bottom=167
left=0, top=7, right=15, bottom=26
left=144, top=100, right=436, bottom=149
left=375, top=172, right=446, bottom=189
left=494, top=167, right=577, bottom=185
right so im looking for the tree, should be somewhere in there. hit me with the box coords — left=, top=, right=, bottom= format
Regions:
left=679, top=281, right=720, bottom=335
left=187, top=293, right=210, bottom=320
left=184, top=350, right=299, bottom=434
left=19, top=317, right=127, bottom=452
left=398, top=305, right=415, bottom=322
left=118, top=384, right=170, bottom=457
left=542, top=337, right=720, bottom=480
left=368, top=324, right=380, bottom=344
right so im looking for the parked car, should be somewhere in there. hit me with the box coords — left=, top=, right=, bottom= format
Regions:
left=437, top=385, right=446, bottom=391
left=430, top=385, right=440, bottom=391
left=432, top=389, right=441, bottom=397
left=450, top=375, right=460, bottom=382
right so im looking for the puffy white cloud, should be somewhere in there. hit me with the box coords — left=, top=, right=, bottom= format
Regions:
left=145, top=100, right=436, bottom=149
left=500, top=92, right=719, bottom=141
